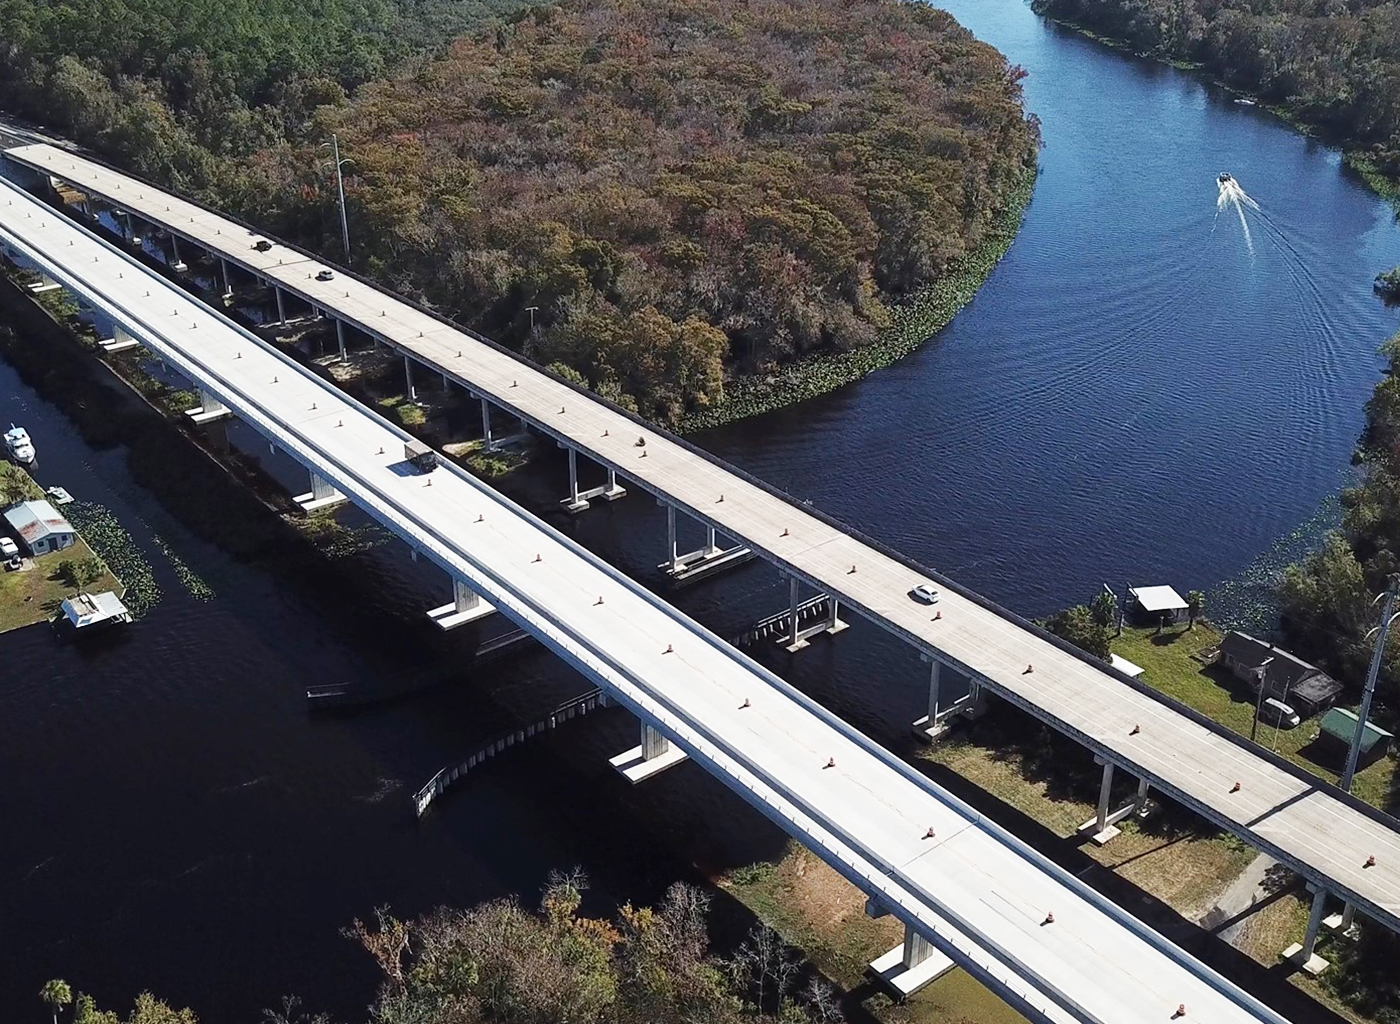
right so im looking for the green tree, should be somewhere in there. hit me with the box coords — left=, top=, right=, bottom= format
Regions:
left=80, top=556, right=104, bottom=585
left=40, top=980, right=72, bottom=1024
left=1044, top=604, right=1112, bottom=660
left=1090, top=590, right=1117, bottom=630
left=55, top=559, right=81, bottom=590
left=1186, top=590, right=1205, bottom=629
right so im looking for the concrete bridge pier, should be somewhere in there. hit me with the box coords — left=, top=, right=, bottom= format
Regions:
left=119, top=210, right=143, bottom=246
left=868, top=921, right=955, bottom=999
left=273, top=285, right=288, bottom=327
left=334, top=319, right=348, bottom=361
left=98, top=324, right=140, bottom=353
left=782, top=575, right=847, bottom=652
left=187, top=385, right=231, bottom=424
left=168, top=233, right=187, bottom=273
left=403, top=354, right=417, bottom=401
left=609, top=717, right=688, bottom=783
left=1325, top=901, right=1359, bottom=938
left=295, top=469, right=346, bottom=512
left=428, top=577, right=497, bottom=631
left=27, top=270, right=62, bottom=293
left=219, top=258, right=233, bottom=301
left=1077, top=760, right=1152, bottom=844
left=1283, top=885, right=1332, bottom=975
left=479, top=397, right=529, bottom=452
left=559, top=445, right=626, bottom=513
left=657, top=502, right=751, bottom=582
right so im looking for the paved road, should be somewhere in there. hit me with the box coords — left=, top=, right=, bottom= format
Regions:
left=0, top=170, right=1296, bottom=1024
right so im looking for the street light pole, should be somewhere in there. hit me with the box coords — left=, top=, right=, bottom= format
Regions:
left=1343, top=574, right=1400, bottom=791
left=323, top=134, right=352, bottom=266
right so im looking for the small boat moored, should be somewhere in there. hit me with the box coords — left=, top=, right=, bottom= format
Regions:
left=4, top=424, right=35, bottom=465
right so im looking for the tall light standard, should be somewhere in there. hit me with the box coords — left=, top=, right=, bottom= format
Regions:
left=1343, top=574, right=1400, bottom=791
left=322, top=134, right=352, bottom=266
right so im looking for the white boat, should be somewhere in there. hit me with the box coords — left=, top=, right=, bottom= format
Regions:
left=4, top=424, right=35, bottom=465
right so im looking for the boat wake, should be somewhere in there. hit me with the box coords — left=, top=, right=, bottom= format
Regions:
left=1216, top=174, right=1260, bottom=255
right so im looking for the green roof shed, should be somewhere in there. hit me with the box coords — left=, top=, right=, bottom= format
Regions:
left=1318, top=708, right=1393, bottom=764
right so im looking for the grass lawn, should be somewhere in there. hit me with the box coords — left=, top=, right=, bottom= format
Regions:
left=924, top=728, right=1257, bottom=919
left=0, top=538, right=122, bottom=633
left=1112, top=625, right=1399, bottom=811
left=721, top=844, right=1027, bottom=1024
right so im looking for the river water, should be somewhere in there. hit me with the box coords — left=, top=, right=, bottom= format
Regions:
left=4, top=1, right=1400, bottom=1020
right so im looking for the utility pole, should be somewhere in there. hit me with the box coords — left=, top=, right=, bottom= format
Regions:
left=526, top=305, right=539, bottom=332
left=1343, top=574, right=1400, bottom=791
left=1251, top=657, right=1272, bottom=744
left=323, top=134, right=352, bottom=265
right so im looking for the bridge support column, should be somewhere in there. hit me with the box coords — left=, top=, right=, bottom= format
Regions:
left=564, top=447, right=589, bottom=512
left=912, top=659, right=948, bottom=742
left=99, top=324, right=140, bottom=353
left=220, top=258, right=233, bottom=300
left=868, top=923, right=954, bottom=999
left=1325, top=902, right=1359, bottom=938
left=169, top=234, right=187, bottom=273
left=295, top=470, right=346, bottom=512
left=782, top=576, right=847, bottom=652
left=28, top=271, right=62, bottom=294
left=273, top=286, right=287, bottom=327
left=1077, top=762, right=1153, bottom=844
left=404, top=355, right=417, bottom=401
left=658, top=502, right=754, bottom=583
left=610, top=719, right=688, bottom=784
left=1283, top=886, right=1332, bottom=975
left=121, top=210, right=142, bottom=246
left=428, top=577, right=497, bottom=631
left=479, top=397, right=528, bottom=452
left=335, top=319, right=347, bottom=361
left=560, top=446, right=626, bottom=514
left=187, top=386, right=231, bottom=424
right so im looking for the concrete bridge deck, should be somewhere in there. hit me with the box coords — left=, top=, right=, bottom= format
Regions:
left=10, top=142, right=1398, bottom=943
left=0, top=168, right=1295, bottom=1024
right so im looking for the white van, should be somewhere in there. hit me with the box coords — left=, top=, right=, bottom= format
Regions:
left=1260, top=697, right=1301, bottom=729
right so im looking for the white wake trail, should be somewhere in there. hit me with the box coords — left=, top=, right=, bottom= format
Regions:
left=1217, top=177, right=1258, bottom=255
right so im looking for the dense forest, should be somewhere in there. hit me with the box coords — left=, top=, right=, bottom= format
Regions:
left=1031, top=0, right=1400, bottom=179
left=226, top=0, right=1039, bottom=422
left=45, top=877, right=846, bottom=1024
left=0, top=0, right=533, bottom=188
left=1277, top=331, right=1400, bottom=713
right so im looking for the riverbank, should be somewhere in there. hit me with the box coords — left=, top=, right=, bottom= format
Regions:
left=679, top=163, right=1039, bottom=433
left=1028, top=5, right=1400, bottom=202
left=0, top=462, right=122, bottom=633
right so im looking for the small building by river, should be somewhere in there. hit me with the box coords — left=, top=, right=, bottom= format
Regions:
left=1127, top=584, right=1188, bottom=625
left=3, top=498, right=76, bottom=556
left=57, top=591, right=131, bottom=631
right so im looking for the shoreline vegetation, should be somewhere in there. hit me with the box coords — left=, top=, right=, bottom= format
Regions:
left=0, top=0, right=1042, bottom=433
left=678, top=163, right=1038, bottom=433
left=1029, top=0, right=1400, bottom=199
left=232, top=0, right=1040, bottom=429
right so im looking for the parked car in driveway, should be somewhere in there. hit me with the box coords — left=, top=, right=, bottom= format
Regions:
left=1259, top=697, right=1301, bottom=730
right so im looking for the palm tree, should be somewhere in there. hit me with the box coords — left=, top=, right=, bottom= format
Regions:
left=39, top=980, right=71, bottom=1024
left=1187, top=590, right=1205, bottom=630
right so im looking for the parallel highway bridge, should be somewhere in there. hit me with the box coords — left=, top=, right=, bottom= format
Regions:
left=1, top=141, right=1397, bottom=1017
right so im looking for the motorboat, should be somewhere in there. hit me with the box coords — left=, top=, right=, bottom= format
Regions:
left=4, top=424, right=35, bottom=465
left=1218, top=172, right=1233, bottom=185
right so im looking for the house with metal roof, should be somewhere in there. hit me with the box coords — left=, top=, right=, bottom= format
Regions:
left=3, top=498, right=76, bottom=556
left=1216, top=631, right=1343, bottom=719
